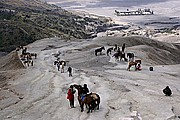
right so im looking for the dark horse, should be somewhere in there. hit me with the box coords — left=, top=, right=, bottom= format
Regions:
left=112, top=50, right=127, bottom=61
left=95, top=46, right=105, bottom=56
left=73, top=84, right=100, bottom=113
left=127, top=53, right=134, bottom=61
left=107, top=47, right=114, bottom=56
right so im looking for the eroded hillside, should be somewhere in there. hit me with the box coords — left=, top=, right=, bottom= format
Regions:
left=0, top=0, right=111, bottom=52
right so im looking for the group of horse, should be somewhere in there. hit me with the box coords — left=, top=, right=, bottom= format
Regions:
left=73, top=84, right=100, bottom=113
left=94, top=44, right=141, bottom=71
left=16, top=46, right=37, bottom=67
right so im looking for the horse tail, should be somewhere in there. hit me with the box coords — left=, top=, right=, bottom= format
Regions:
left=91, top=93, right=100, bottom=109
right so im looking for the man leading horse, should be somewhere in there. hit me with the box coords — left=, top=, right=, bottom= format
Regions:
left=73, top=84, right=100, bottom=113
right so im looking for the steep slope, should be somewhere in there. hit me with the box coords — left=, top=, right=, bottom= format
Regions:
left=0, top=51, right=25, bottom=71
left=0, top=0, right=111, bottom=52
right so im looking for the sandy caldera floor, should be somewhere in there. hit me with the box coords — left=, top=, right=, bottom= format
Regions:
left=0, top=36, right=180, bottom=120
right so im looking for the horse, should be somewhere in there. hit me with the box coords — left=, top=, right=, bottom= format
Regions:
left=23, top=60, right=33, bottom=67
left=20, top=52, right=32, bottom=61
left=30, top=53, right=37, bottom=59
left=95, top=46, right=105, bottom=56
left=122, top=43, right=126, bottom=53
left=127, top=53, right=134, bottom=62
left=54, top=60, right=59, bottom=65
left=107, top=47, right=114, bottom=56
left=73, top=84, right=100, bottom=113
left=112, top=50, right=127, bottom=61
left=127, top=59, right=141, bottom=71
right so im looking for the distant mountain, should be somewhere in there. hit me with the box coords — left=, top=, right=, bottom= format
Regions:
left=0, top=0, right=110, bottom=52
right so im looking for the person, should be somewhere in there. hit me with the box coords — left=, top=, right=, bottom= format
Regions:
left=82, top=84, right=89, bottom=95
left=114, top=44, right=118, bottom=51
left=163, top=86, right=172, bottom=96
left=122, top=43, right=126, bottom=53
left=67, top=85, right=76, bottom=108
left=67, top=66, right=72, bottom=77
left=56, top=61, right=61, bottom=71
left=81, top=84, right=89, bottom=101
left=22, top=47, right=27, bottom=55
left=136, top=63, right=142, bottom=71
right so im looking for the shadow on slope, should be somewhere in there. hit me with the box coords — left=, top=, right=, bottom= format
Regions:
left=0, top=51, right=25, bottom=71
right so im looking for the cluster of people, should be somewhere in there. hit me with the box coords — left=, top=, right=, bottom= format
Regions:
left=66, top=84, right=89, bottom=108
left=67, top=85, right=76, bottom=108
left=17, top=46, right=37, bottom=67
left=106, top=43, right=142, bottom=71
left=54, top=58, right=73, bottom=77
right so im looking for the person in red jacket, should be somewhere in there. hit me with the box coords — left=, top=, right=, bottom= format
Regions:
left=67, top=85, right=76, bottom=108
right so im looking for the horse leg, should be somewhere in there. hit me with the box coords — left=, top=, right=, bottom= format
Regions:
left=135, top=64, right=137, bottom=71
left=87, top=104, right=91, bottom=113
left=95, top=51, right=97, bottom=56
left=97, top=100, right=100, bottom=110
left=57, top=66, right=60, bottom=71
left=125, top=57, right=128, bottom=62
left=81, top=102, right=84, bottom=112
left=127, top=65, right=131, bottom=71
left=120, top=56, right=122, bottom=61
left=31, top=61, right=33, bottom=66
left=107, top=51, right=109, bottom=56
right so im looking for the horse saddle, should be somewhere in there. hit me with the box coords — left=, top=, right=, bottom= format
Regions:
left=81, top=95, right=85, bottom=101
left=80, top=94, right=86, bottom=101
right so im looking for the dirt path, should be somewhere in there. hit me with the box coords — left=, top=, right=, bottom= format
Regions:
left=1, top=38, right=180, bottom=120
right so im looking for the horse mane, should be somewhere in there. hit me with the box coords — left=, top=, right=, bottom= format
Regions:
left=73, top=84, right=83, bottom=95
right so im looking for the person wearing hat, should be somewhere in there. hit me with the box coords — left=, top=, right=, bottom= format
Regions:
left=80, top=84, right=89, bottom=101
left=67, top=85, right=76, bottom=108
left=82, top=84, right=89, bottom=95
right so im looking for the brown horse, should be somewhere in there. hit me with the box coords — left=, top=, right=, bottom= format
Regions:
left=127, top=59, right=141, bottom=71
left=73, top=84, right=100, bottom=113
